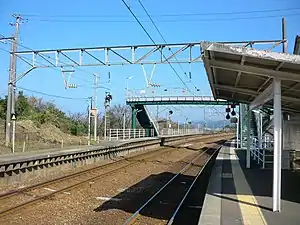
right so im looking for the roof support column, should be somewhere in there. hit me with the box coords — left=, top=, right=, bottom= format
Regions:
left=246, top=105, right=251, bottom=168
left=236, top=115, right=239, bottom=148
left=259, top=112, right=263, bottom=149
left=131, top=107, right=137, bottom=129
left=273, top=77, right=282, bottom=212
left=239, top=103, right=243, bottom=148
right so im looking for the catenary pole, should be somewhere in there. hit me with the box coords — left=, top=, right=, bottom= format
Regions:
left=93, top=73, right=98, bottom=141
left=6, top=15, right=21, bottom=148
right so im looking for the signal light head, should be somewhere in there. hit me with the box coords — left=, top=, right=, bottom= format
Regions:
left=231, top=109, right=236, bottom=116
left=226, top=114, right=230, bottom=120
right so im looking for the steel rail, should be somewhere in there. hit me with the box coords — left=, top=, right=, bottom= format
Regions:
left=0, top=136, right=215, bottom=216
left=122, top=145, right=217, bottom=225
left=0, top=148, right=173, bottom=217
left=0, top=140, right=160, bottom=200
left=167, top=145, right=221, bottom=224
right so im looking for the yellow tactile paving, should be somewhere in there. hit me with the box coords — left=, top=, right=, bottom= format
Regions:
left=229, top=143, right=268, bottom=225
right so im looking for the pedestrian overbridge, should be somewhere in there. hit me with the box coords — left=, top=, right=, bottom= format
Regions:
left=126, top=96, right=235, bottom=106
left=126, top=95, right=236, bottom=137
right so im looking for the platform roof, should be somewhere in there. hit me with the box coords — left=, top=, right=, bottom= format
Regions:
left=200, top=41, right=300, bottom=113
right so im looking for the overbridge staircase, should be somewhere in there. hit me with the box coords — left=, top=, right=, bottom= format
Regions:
left=135, top=105, right=159, bottom=136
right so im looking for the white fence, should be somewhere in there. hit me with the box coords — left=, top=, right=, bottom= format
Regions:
left=105, top=129, right=155, bottom=141
left=105, top=128, right=218, bottom=141
left=159, top=128, right=218, bottom=136
left=250, top=136, right=274, bottom=169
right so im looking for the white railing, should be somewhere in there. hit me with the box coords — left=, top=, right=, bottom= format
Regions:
left=159, top=128, right=217, bottom=136
left=105, top=129, right=155, bottom=141
left=250, top=136, right=274, bottom=169
left=144, top=105, right=159, bottom=135
left=126, top=96, right=226, bottom=103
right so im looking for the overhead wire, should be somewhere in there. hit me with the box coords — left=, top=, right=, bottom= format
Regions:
left=1, top=34, right=97, bottom=83
left=0, top=43, right=104, bottom=107
left=121, top=0, right=194, bottom=95
left=21, top=7, right=300, bottom=18
left=17, top=86, right=90, bottom=100
left=24, top=12, right=300, bottom=23
left=0, top=43, right=92, bottom=87
left=0, top=35, right=97, bottom=85
left=1, top=38, right=114, bottom=105
left=15, top=39, right=113, bottom=90
left=0, top=46, right=105, bottom=104
left=137, top=0, right=199, bottom=90
left=16, top=42, right=93, bottom=84
left=2, top=35, right=110, bottom=89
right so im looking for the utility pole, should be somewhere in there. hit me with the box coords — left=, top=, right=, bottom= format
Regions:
left=93, top=73, right=98, bottom=142
left=123, top=112, right=126, bottom=130
left=6, top=14, right=21, bottom=148
left=282, top=18, right=288, bottom=54
left=104, top=106, right=107, bottom=140
left=203, top=106, right=206, bottom=131
left=87, top=97, right=92, bottom=146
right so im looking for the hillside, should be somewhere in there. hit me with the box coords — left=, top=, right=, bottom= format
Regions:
left=0, top=91, right=133, bottom=153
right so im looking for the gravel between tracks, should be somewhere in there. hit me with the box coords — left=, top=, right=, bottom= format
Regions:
left=0, top=135, right=230, bottom=225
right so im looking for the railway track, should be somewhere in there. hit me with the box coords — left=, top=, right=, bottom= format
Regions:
left=122, top=142, right=223, bottom=225
left=0, top=135, right=218, bottom=218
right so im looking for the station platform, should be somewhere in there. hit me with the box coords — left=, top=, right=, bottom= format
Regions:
left=0, top=137, right=157, bottom=165
left=199, top=141, right=300, bottom=225
left=0, top=132, right=203, bottom=164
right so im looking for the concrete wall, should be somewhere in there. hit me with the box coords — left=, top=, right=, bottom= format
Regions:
left=283, top=115, right=300, bottom=151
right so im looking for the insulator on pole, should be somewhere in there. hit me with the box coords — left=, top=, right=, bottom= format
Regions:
left=68, top=84, right=77, bottom=88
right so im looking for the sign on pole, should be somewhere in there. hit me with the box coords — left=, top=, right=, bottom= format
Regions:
left=89, top=108, right=98, bottom=117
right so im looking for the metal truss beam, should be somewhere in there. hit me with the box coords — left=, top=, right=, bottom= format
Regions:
left=14, top=39, right=285, bottom=68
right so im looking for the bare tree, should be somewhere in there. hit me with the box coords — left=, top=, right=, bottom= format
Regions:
left=107, top=104, right=131, bottom=129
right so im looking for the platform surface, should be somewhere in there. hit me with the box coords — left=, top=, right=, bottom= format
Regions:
left=0, top=137, right=157, bottom=164
left=0, top=133, right=201, bottom=164
left=199, top=141, right=300, bottom=225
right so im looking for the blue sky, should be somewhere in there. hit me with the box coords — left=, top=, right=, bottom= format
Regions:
left=0, top=0, right=299, bottom=122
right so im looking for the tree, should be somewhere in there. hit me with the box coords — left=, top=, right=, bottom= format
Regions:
left=16, top=91, right=32, bottom=118
left=0, top=96, right=7, bottom=120
left=107, top=104, right=132, bottom=129
left=1, top=91, right=146, bottom=137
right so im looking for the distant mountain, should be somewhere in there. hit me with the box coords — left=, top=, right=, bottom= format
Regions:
left=190, top=119, right=231, bottom=129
